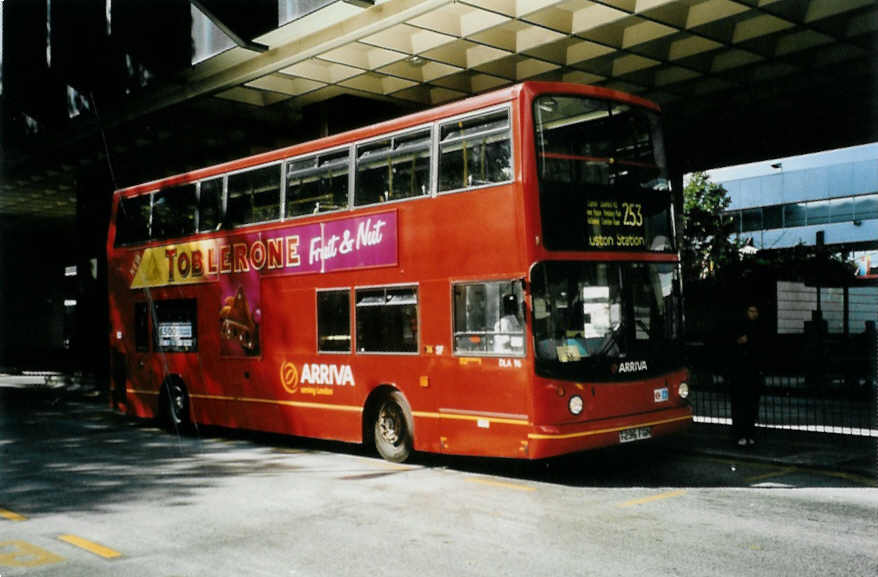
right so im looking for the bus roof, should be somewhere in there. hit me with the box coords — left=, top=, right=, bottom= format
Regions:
left=114, top=81, right=660, bottom=198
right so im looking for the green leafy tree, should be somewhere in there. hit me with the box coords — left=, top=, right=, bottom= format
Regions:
left=682, top=172, right=738, bottom=282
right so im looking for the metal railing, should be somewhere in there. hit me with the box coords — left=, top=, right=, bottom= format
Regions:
left=691, top=373, right=877, bottom=436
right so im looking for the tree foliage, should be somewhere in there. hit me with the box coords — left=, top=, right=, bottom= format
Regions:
left=681, top=172, right=738, bottom=282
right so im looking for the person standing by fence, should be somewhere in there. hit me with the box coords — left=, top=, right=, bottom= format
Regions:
left=730, top=304, right=765, bottom=447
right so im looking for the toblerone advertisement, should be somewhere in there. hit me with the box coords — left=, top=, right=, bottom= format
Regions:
left=129, top=211, right=398, bottom=289
left=127, top=211, right=398, bottom=357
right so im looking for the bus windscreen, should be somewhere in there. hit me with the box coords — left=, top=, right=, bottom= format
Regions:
left=531, top=261, right=683, bottom=380
left=534, top=95, right=673, bottom=252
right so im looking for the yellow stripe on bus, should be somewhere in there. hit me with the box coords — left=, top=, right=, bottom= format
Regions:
left=188, top=393, right=361, bottom=413
left=127, top=388, right=159, bottom=396
left=527, top=415, right=692, bottom=440
left=412, top=411, right=529, bottom=426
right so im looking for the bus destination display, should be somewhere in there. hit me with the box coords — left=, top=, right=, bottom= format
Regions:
left=586, top=197, right=647, bottom=250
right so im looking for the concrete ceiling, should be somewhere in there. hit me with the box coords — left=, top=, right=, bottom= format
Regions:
left=2, top=0, right=877, bottom=220
left=199, top=0, right=876, bottom=109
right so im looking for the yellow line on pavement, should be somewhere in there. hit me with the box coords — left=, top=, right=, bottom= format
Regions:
left=0, top=507, right=27, bottom=521
left=689, top=455, right=878, bottom=487
left=58, top=535, right=122, bottom=559
left=467, top=478, right=537, bottom=492
left=618, top=489, right=686, bottom=508
left=745, top=467, right=798, bottom=483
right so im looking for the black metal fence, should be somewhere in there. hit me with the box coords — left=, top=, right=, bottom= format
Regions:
left=690, top=321, right=877, bottom=437
left=691, top=373, right=876, bottom=435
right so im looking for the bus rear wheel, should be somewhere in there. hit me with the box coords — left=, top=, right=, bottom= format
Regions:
left=374, top=391, right=413, bottom=463
left=161, top=377, right=191, bottom=435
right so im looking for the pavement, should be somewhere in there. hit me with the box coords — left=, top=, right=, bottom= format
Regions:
left=661, top=421, right=877, bottom=481
left=3, top=372, right=876, bottom=480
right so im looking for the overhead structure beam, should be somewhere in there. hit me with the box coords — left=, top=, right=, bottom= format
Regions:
left=114, top=0, right=452, bottom=124
left=191, top=0, right=270, bottom=53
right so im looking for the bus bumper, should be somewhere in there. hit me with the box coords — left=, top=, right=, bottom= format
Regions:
left=526, top=406, right=692, bottom=460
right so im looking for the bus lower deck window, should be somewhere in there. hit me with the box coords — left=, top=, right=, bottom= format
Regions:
left=317, top=289, right=351, bottom=353
left=452, top=280, right=524, bottom=356
left=355, top=287, right=418, bottom=353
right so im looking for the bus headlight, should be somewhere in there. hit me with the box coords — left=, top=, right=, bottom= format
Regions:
left=678, top=382, right=689, bottom=399
left=568, top=395, right=584, bottom=415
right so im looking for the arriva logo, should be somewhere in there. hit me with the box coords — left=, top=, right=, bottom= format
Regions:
left=617, top=360, right=648, bottom=373
left=301, top=363, right=355, bottom=386
left=280, top=361, right=355, bottom=396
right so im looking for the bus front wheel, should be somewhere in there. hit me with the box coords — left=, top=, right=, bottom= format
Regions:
left=374, top=391, right=413, bottom=463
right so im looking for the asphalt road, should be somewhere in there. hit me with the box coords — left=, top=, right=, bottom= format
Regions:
left=1, top=388, right=876, bottom=577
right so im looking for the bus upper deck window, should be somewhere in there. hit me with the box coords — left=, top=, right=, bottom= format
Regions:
left=152, top=183, right=197, bottom=240
left=227, top=164, right=282, bottom=226
left=198, top=177, right=224, bottom=232
left=439, top=110, right=511, bottom=193
left=115, top=194, right=151, bottom=246
left=287, top=149, right=350, bottom=217
left=356, top=129, right=430, bottom=207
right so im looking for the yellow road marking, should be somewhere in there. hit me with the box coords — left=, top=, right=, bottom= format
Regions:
left=618, top=489, right=686, bottom=507
left=689, top=455, right=878, bottom=487
left=745, top=467, right=798, bottom=483
left=58, top=535, right=122, bottom=559
left=467, top=478, right=536, bottom=492
left=0, top=541, right=64, bottom=567
left=0, top=508, right=27, bottom=522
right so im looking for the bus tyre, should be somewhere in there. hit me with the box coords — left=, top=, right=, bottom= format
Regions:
left=374, top=391, right=413, bottom=463
left=162, top=378, right=191, bottom=435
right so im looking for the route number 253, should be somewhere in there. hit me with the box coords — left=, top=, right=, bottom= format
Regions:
left=623, top=202, right=643, bottom=226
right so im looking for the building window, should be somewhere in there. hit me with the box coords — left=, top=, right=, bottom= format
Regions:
left=355, top=287, right=418, bottom=353
left=783, top=203, right=807, bottom=227
left=729, top=212, right=742, bottom=235
left=853, top=194, right=878, bottom=221
left=806, top=200, right=831, bottom=226
left=453, top=280, right=525, bottom=356
left=828, top=197, right=853, bottom=223
left=741, top=208, right=762, bottom=233
left=763, top=205, right=783, bottom=229
left=317, top=289, right=351, bottom=353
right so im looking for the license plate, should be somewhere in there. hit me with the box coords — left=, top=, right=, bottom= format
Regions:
left=619, top=426, right=652, bottom=443
left=654, top=387, right=669, bottom=402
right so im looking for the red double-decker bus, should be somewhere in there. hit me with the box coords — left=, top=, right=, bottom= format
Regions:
left=107, top=81, right=691, bottom=462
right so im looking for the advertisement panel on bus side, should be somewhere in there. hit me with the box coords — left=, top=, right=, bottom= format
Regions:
left=125, top=211, right=398, bottom=356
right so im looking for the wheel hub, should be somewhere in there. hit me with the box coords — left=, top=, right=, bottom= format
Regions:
left=378, top=404, right=402, bottom=445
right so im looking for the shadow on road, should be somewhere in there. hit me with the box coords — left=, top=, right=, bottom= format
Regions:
left=1, top=386, right=871, bottom=520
